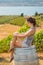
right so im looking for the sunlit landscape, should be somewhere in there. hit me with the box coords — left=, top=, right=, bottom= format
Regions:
left=0, top=5, right=43, bottom=65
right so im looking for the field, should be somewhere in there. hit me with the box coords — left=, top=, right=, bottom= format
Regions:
left=0, top=24, right=21, bottom=40
left=0, top=15, right=43, bottom=41
left=0, top=22, right=43, bottom=40
left=0, top=15, right=43, bottom=65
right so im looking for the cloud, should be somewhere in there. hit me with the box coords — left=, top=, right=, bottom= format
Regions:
left=39, top=2, right=43, bottom=4
left=0, top=0, right=43, bottom=6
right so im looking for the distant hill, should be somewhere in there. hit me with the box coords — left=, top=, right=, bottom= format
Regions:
left=0, top=0, right=43, bottom=6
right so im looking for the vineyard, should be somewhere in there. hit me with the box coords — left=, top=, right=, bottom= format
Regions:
left=0, top=16, right=25, bottom=26
left=0, top=15, right=42, bottom=26
left=0, top=21, right=43, bottom=53
left=0, top=15, right=43, bottom=65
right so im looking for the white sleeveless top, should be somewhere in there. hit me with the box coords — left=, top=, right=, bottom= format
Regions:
left=22, top=26, right=36, bottom=47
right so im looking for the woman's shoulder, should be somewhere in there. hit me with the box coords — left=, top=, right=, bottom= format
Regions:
left=28, top=26, right=36, bottom=31
left=31, top=26, right=36, bottom=29
left=27, top=26, right=36, bottom=35
left=29, top=26, right=36, bottom=32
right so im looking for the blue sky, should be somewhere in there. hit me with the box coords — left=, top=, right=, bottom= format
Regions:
left=0, top=0, right=43, bottom=6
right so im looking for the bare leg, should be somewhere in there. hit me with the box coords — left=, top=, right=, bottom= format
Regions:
left=10, top=36, right=17, bottom=49
left=10, top=36, right=22, bottom=50
left=9, top=36, right=22, bottom=62
left=9, top=36, right=17, bottom=59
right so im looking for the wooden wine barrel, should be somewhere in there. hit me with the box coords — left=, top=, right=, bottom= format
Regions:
left=14, top=45, right=39, bottom=65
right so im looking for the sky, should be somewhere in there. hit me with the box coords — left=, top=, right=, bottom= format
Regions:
left=0, top=6, right=43, bottom=16
left=0, top=0, right=43, bottom=6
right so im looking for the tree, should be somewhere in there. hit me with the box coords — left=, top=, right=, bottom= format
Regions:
left=21, top=13, right=24, bottom=17
left=35, top=12, right=38, bottom=16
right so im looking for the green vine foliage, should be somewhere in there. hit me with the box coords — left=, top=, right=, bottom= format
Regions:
left=33, top=30, right=43, bottom=52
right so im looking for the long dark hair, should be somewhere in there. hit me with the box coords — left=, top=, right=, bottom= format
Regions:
left=27, top=17, right=36, bottom=27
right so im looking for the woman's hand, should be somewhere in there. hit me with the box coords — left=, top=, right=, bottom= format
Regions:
left=13, top=32, right=19, bottom=37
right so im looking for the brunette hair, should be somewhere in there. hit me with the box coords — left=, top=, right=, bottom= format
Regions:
left=27, top=17, right=36, bottom=27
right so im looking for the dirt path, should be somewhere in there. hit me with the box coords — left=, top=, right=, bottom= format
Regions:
left=0, top=24, right=21, bottom=40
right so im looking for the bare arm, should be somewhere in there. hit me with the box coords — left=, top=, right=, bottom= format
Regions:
left=14, top=28, right=35, bottom=38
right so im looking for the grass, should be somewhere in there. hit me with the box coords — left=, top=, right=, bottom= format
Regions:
left=0, top=15, right=42, bottom=26
left=0, top=16, right=25, bottom=26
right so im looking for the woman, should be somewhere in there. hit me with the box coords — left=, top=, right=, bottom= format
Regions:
left=9, top=17, right=36, bottom=62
